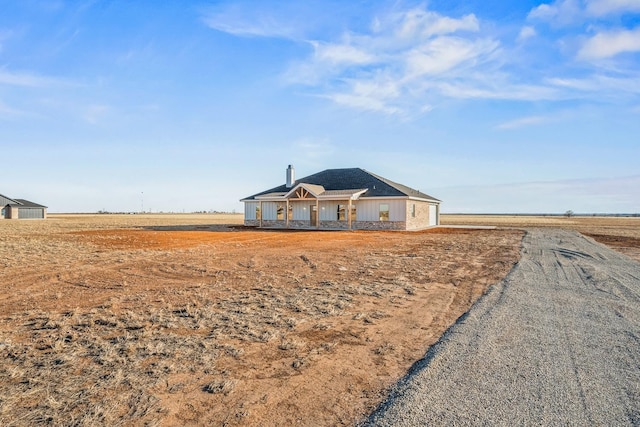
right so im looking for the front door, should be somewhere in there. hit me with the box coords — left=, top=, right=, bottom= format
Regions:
left=310, top=205, right=317, bottom=227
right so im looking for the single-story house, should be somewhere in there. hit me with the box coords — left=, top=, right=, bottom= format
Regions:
left=1, top=194, right=47, bottom=219
left=240, top=166, right=440, bottom=231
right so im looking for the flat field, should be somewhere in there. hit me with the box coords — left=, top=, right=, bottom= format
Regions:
left=1, top=214, right=522, bottom=426
left=443, top=214, right=640, bottom=262
left=2, top=214, right=638, bottom=425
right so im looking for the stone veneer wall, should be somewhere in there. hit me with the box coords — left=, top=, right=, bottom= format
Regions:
left=261, top=220, right=287, bottom=228
left=405, top=201, right=435, bottom=230
left=352, top=221, right=406, bottom=230
left=288, top=220, right=311, bottom=228
left=246, top=219, right=407, bottom=230
left=319, top=220, right=350, bottom=230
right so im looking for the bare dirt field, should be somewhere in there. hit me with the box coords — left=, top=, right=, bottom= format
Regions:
left=0, top=214, right=522, bottom=426
left=442, top=214, right=640, bottom=262
left=2, top=213, right=638, bottom=426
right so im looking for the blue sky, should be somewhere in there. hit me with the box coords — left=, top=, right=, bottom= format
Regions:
left=1, top=0, right=639, bottom=213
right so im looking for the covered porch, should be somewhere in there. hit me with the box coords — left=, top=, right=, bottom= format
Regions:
left=252, top=183, right=366, bottom=230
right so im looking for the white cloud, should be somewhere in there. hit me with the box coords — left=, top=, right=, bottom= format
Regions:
left=577, top=27, right=640, bottom=59
left=291, top=137, right=335, bottom=159
left=0, top=69, right=60, bottom=87
left=528, top=0, right=583, bottom=25
left=436, top=81, right=560, bottom=101
left=392, top=8, right=479, bottom=39
left=285, top=7, right=504, bottom=115
left=201, top=4, right=301, bottom=39
left=404, top=37, right=498, bottom=77
left=0, top=100, right=25, bottom=119
left=284, top=3, right=640, bottom=115
left=586, top=0, right=640, bottom=16
left=321, top=78, right=402, bottom=115
left=437, top=176, right=640, bottom=213
left=84, top=104, right=110, bottom=124
left=518, top=26, right=537, bottom=41
left=496, top=115, right=549, bottom=130
left=548, top=73, right=640, bottom=94
left=528, top=0, right=640, bottom=23
left=311, top=41, right=377, bottom=66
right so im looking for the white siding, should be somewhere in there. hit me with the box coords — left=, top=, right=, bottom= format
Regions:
left=290, top=201, right=313, bottom=220
left=244, top=202, right=258, bottom=220
left=319, top=201, right=343, bottom=221
left=354, top=199, right=406, bottom=222
left=291, top=202, right=312, bottom=221
left=261, top=202, right=278, bottom=220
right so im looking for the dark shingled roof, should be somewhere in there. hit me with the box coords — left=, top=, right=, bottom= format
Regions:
left=9, top=199, right=48, bottom=208
left=242, top=168, right=439, bottom=202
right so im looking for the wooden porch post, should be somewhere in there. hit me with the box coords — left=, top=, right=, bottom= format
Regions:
left=348, top=199, right=352, bottom=230
left=316, top=199, right=320, bottom=229
left=286, top=200, right=290, bottom=228
left=259, top=201, right=263, bottom=228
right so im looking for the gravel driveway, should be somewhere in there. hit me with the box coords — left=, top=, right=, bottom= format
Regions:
left=364, top=228, right=640, bottom=426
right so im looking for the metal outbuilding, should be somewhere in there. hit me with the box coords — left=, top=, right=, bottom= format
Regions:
left=1, top=194, right=47, bottom=219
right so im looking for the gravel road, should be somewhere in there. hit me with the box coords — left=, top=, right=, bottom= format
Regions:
left=364, top=228, right=640, bottom=426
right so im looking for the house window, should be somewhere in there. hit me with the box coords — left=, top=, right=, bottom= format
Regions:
left=411, top=203, right=416, bottom=218
left=277, top=204, right=285, bottom=220
left=351, top=205, right=357, bottom=222
left=337, top=204, right=346, bottom=221
left=256, top=205, right=261, bottom=220
left=379, top=204, right=389, bottom=221
left=288, top=204, right=293, bottom=220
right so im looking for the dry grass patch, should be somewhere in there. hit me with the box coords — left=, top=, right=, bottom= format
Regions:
left=1, top=215, right=523, bottom=426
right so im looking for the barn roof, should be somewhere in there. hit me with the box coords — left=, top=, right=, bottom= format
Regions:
left=0, top=194, right=19, bottom=204
left=8, top=199, right=48, bottom=208
left=241, top=168, right=440, bottom=202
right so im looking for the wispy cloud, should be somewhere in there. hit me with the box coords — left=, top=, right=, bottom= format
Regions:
left=528, top=0, right=583, bottom=25
left=518, top=26, right=537, bottom=41
left=284, top=7, right=509, bottom=115
left=585, top=0, right=640, bottom=16
left=0, top=100, right=25, bottom=119
left=291, top=137, right=335, bottom=159
left=83, top=104, right=110, bottom=124
left=437, top=175, right=640, bottom=213
left=527, top=0, right=640, bottom=24
left=547, top=73, right=640, bottom=95
left=495, top=115, right=550, bottom=130
left=577, top=27, right=640, bottom=59
left=208, top=2, right=640, bottom=116
left=0, top=69, right=62, bottom=87
left=200, top=1, right=320, bottom=40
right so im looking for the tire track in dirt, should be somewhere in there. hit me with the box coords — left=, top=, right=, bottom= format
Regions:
left=364, top=228, right=640, bottom=426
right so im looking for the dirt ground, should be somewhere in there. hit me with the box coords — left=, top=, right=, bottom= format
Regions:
left=0, top=214, right=523, bottom=426
left=2, top=214, right=638, bottom=426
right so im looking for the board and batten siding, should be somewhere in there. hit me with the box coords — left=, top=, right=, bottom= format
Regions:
left=259, top=202, right=278, bottom=221
left=17, top=208, right=44, bottom=219
left=318, top=201, right=344, bottom=221
left=353, top=199, right=405, bottom=222
left=244, top=202, right=258, bottom=220
left=290, top=202, right=310, bottom=221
